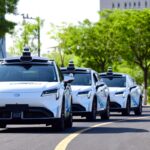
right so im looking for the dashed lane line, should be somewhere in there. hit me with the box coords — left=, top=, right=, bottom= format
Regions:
left=54, top=116, right=149, bottom=150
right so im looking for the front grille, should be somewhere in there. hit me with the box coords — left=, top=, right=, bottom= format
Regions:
left=23, top=109, right=53, bottom=118
left=0, top=111, right=11, bottom=118
left=72, top=104, right=86, bottom=112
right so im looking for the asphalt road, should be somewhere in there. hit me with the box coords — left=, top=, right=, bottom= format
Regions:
left=0, top=106, right=150, bottom=150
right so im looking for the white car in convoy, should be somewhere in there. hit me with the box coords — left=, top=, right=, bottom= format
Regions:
left=0, top=49, right=73, bottom=131
left=61, top=61, right=110, bottom=121
left=99, top=68, right=142, bottom=116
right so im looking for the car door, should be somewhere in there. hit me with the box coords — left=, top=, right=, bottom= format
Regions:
left=57, top=66, right=71, bottom=116
left=93, top=73, right=107, bottom=111
left=128, top=76, right=139, bottom=108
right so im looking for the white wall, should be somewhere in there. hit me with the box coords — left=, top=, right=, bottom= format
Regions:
left=100, top=0, right=150, bottom=11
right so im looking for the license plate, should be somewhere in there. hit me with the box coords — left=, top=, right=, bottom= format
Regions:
left=12, top=112, right=21, bottom=119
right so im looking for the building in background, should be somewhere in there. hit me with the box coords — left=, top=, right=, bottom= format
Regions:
left=100, top=0, right=150, bottom=11
left=0, top=37, right=6, bottom=58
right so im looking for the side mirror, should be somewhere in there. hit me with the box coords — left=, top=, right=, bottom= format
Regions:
left=130, top=85, right=137, bottom=91
left=96, top=81, right=105, bottom=90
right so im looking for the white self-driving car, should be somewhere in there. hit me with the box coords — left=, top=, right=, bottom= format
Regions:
left=61, top=61, right=110, bottom=121
left=0, top=49, right=73, bottom=131
left=99, top=69, right=142, bottom=116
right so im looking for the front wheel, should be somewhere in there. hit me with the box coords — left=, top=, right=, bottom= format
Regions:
left=101, top=100, right=110, bottom=120
left=122, top=98, right=130, bottom=116
left=52, top=101, right=65, bottom=131
left=86, top=100, right=97, bottom=121
left=65, top=100, right=73, bottom=128
left=134, top=98, right=142, bottom=115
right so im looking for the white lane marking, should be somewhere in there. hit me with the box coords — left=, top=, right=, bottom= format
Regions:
left=55, top=116, right=149, bottom=150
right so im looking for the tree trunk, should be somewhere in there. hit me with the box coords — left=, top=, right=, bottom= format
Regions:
left=58, top=48, right=64, bottom=67
left=100, top=61, right=106, bottom=72
left=143, top=68, right=148, bottom=105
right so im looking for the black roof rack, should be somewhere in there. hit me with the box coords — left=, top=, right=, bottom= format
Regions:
left=20, top=47, right=32, bottom=62
left=107, top=67, right=113, bottom=76
left=3, top=47, right=49, bottom=64
left=67, top=60, right=75, bottom=70
left=61, top=60, right=92, bottom=73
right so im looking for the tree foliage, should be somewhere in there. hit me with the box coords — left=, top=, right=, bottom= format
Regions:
left=48, top=15, right=119, bottom=72
left=9, top=17, right=44, bottom=56
left=108, top=9, right=150, bottom=104
left=0, top=0, right=19, bottom=37
left=48, top=9, right=150, bottom=103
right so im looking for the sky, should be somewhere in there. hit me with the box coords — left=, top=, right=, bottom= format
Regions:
left=6, top=0, right=100, bottom=54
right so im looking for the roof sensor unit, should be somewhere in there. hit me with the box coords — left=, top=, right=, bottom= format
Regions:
left=107, top=67, right=113, bottom=76
left=67, top=60, right=75, bottom=70
left=20, top=47, right=32, bottom=62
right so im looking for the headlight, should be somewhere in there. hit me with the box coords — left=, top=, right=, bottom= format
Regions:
left=115, top=91, right=125, bottom=97
left=41, top=89, right=60, bottom=99
left=78, top=91, right=91, bottom=98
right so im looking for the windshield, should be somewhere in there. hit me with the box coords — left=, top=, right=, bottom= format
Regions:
left=101, top=77, right=126, bottom=87
left=64, top=73, right=91, bottom=86
left=0, top=64, right=57, bottom=82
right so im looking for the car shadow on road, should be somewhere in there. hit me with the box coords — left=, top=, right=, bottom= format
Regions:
left=0, top=126, right=80, bottom=134
left=0, top=115, right=149, bottom=134
left=81, top=126, right=149, bottom=134
left=0, top=125, right=148, bottom=134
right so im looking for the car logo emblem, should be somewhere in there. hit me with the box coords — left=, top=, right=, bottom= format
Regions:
left=14, top=93, right=20, bottom=97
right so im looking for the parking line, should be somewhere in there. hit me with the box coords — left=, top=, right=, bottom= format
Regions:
left=54, top=116, right=149, bottom=150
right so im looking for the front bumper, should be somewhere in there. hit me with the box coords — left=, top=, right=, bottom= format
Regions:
left=110, top=94, right=127, bottom=111
left=71, top=93, right=94, bottom=116
left=0, top=104, right=60, bottom=124
left=72, top=104, right=91, bottom=116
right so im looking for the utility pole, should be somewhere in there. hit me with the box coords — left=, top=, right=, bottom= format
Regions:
left=21, top=14, right=28, bottom=46
left=37, top=18, right=41, bottom=57
left=15, top=13, right=41, bottom=56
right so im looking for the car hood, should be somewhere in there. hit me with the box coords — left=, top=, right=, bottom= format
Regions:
left=108, top=87, right=126, bottom=94
left=71, top=85, right=92, bottom=93
left=0, top=82, right=60, bottom=93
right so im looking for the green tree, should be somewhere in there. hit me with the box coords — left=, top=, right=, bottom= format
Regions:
left=43, top=48, right=76, bottom=67
left=48, top=16, right=119, bottom=72
left=9, top=17, right=44, bottom=56
left=109, top=9, right=150, bottom=104
left=0, top=0, right=19, bottom=37
left=48, top=23, right=75, bottom=67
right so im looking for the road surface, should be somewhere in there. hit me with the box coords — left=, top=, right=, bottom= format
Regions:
left=0, top=106, right=150, bottom=150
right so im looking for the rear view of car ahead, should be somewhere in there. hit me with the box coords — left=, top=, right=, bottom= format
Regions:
left=0, top=48, right=73, bottom=131
left=61, top=61, right=110, bottom=121
left=100, top=68, right=142, bottom=116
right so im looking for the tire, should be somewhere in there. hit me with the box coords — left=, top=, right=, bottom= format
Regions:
left=52, top=101, right=65, bottom=132
left=65, top=100, right=73, bottom=128
left=0, top=123, right=6, bottom=128
left=101, top=99, right=110, bottom=120
left=134, top=98, right=142, bottom=116
left=122, top=98, right=130, bottom=116
left=86, top=99, right=97, bottom=121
